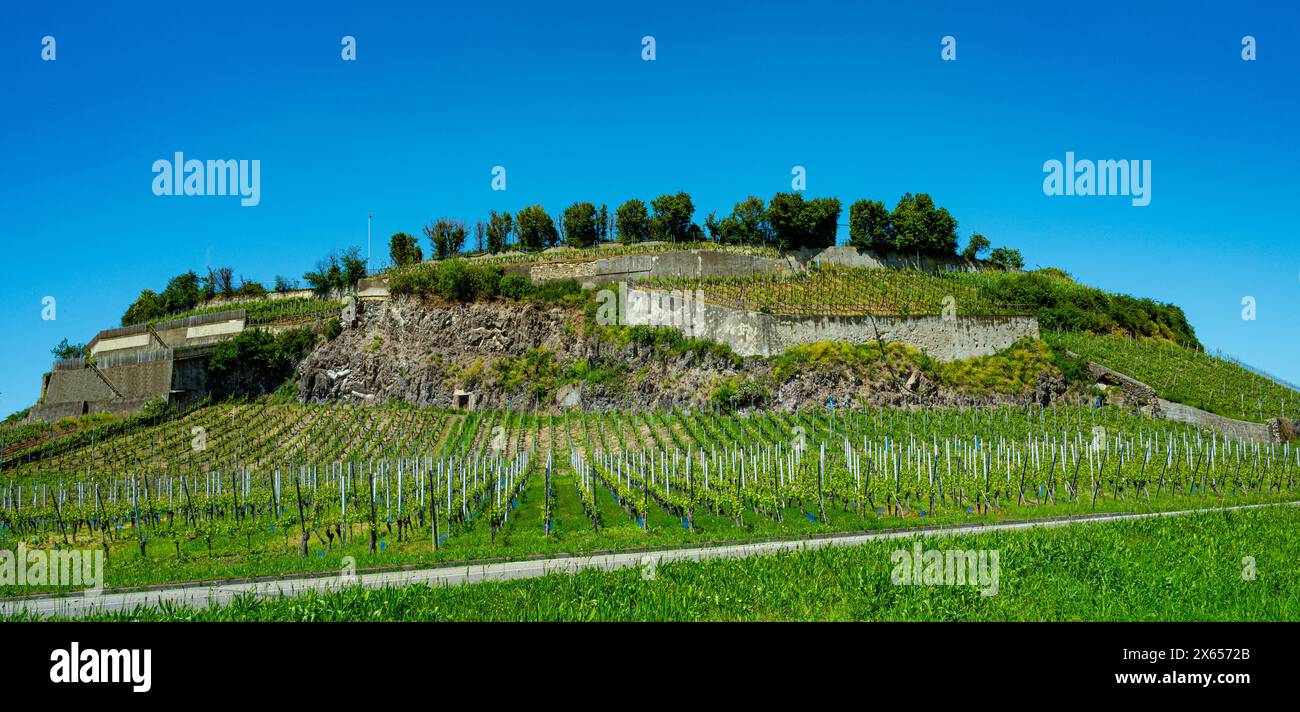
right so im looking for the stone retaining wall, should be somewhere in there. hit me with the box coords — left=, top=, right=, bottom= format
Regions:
left=619, top=286, right=1038, bottom=361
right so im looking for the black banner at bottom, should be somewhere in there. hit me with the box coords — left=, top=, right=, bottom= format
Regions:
left=0, top=622, right=1288, bottom=699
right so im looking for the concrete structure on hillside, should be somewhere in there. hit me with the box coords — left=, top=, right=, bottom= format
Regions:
left=1081, top=357, right=1297, bottom=443
left=28, top=311, right=249, bottom=423
left=502, top=245, right=993, bottom=290
left=618, top=285, right=1038, bottom=361
left=361, top=246, right=1025, bottom=361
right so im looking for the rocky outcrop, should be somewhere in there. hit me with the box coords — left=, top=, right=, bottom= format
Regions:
left=297, top=297, right=1064, bottom=412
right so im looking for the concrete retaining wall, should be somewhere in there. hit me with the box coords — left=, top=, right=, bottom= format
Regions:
left=89, top=311, right=247, bottom=356
left=1076, top=353, right=1296, bottom=443
left=510, top=246, right=996, bottom=289
left=1156, top=399, right=1273, bottom=442
left=620, top=287, right=1038, bottom=360
left=792, top=246, right=990, bottom=273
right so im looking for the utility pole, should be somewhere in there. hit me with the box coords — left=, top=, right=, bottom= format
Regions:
left=367, top=212, right=373, bottom=268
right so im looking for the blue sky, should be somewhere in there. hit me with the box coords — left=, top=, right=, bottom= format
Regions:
left=1, top=0, right=1296, bottom=415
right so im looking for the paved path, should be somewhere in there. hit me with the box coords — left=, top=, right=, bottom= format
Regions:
left=3, top=501, right=1292, bottom=618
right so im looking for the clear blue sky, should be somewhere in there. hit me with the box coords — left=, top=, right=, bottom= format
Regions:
left=2, top=0, right=1296, bottom=416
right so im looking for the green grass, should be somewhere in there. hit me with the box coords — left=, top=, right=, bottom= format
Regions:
left=25, top=505, right=1299, bottom=621
left=1047, top=331, right=1299, bottom=422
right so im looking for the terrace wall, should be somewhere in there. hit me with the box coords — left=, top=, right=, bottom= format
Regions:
left=507, top=246, right=994, bottom=289
left=1156, top=399, right=1273, bottom=442
left=620, top=287, right=1038, bottom=361
left=1076, top=355, right=1296, bottom=443
left=504, top=250, right=788, bottom=289
left=88, top=311, right=246, bottom=356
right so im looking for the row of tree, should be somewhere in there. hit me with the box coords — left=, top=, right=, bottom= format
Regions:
left=391, top=191, right=1022, bottom=265
left=119, top=257, right=343, bottom=327
left=121, top=268, right=263, bottom=326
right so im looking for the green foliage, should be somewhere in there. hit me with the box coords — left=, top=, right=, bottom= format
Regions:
left=709, top=376, right=770, bottom=411
left=388, top=259, right=583, bottom=307
left=989, top=247, right=1024, bottom=270
left=207, top=328, right=318, bottom=398
left=772, top=341, right=920, bottom=382
left=848, top=199, right=891, bottom=251
left=388, top=232, right=423, bottom=267
left=645, top=265, right=1025, bottom=317
left=649, top=192, right=700, bottom=243
left=595, top=323, right=741, bottom=368
left=847, top=194, right=962, bottom=256
left=55, top=507, right=1296, bottom=621
left=562, top=202, right=599, bottom=248
left=890, top=192, right=958, bottom=255
left=323, top=318, right=342, bottom=340
left=486, top=211, right=513, bottom=254
left=50, top=338, right=85, bottom=361
left=120, top=270, right=208, bottom=325
left=515, top=205, right=558, bottom=251
left=2, top=408, right=32, bottom=426
left=767, top=193, right=841, bottom=250
left=770, top=338, right=1059, bottom=396
left=708, top=195, right=772, bottom=245
left=957, top=270, right=1198, bottom=345
left=962, top=233, right=991, bottom=260
left=146, top=297, right=342, bottom=326
left=138, top=396, right=173, bottom=420
left=424, top=218, right=468, bottom=260
left=160, top=271, right=204, bottom=315
left=524, top=278, right=583, bottom=304
left=1047, top=331, right=1299, bottom=422
left=615, top=199, right=649, bottom=244
left=235, top=279, right=266, bottom=298
left=1048, top=344, right=1090, bottom=384
left=304, top=247, right=367, bottom=295
left=121, top=289, right=165, bottom=326
left=934, top=339, right=1057, bottom=394
left=492, top=347, right=560, bottom=400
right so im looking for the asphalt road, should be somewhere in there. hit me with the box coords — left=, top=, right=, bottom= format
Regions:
left=2, top=501, right=1291, bottom=618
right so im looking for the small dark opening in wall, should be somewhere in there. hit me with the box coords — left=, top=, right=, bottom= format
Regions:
left=453, top=390, right=472, bottom=409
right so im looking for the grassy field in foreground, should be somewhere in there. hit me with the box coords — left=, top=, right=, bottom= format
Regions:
left=26, top=505, right=1300, bottom=622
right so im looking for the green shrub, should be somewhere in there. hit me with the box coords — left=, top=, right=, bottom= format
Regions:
left=709, top=376, right=770, bottom=411
left=208, top=328, right=318, bottom=398
left=498, top=274, right=531, bottom=299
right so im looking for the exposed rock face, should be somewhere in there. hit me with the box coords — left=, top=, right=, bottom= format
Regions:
left=297, top=297, right=1063, bottom=412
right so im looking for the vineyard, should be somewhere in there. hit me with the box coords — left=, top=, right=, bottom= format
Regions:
left=3, top=400, right=1297, bottom=594
left=638, top=265, right=1031, bottom=317
left=455, top=241, right=781, bottom=268
left=147, top=297, right=344, bottom=328
left=1047, top=331, right=1299, bottom=422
